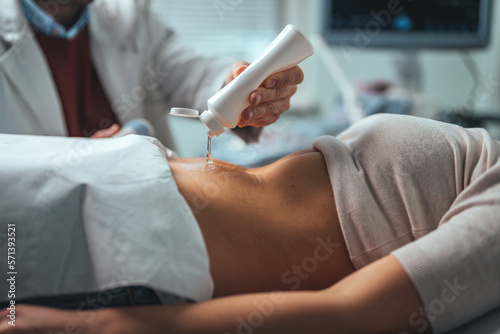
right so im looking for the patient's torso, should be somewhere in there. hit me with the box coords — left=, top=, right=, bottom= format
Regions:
left=169, top=151, right=355, bottom=296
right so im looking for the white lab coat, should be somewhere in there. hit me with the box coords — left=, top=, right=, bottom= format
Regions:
left=0, top=0, right=233, bottom=149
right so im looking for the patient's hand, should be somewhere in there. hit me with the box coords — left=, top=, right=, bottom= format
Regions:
left=225, top=61, right=304, bottom=128
left=0, top=304, right=81, bottom=334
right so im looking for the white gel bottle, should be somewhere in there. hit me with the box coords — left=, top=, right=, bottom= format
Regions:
left=170, top=24, right=314, bottom=137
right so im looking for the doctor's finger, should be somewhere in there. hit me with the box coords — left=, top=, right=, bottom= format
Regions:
left=225, top=61, right=249, bottom=85
left=261, top=66, right=304, bottom=89
left=249, top=84, right=298, bottom=106
left=239, top=97, right=290, bottom=127
left=90, top=124, right=120, bottom=138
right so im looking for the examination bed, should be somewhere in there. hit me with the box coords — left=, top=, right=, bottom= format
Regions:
left=447, top=307, right=500, bottom=333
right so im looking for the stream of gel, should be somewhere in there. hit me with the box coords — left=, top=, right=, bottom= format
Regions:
left=206, top=135, right=213, bottom=164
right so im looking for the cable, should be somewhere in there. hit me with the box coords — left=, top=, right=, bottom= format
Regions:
left=459, top=49, right=484, bottom=114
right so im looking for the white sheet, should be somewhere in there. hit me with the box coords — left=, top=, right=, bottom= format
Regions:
left=447, top=307, right=500, bottom=333
left=0, top=134, right=213, bottom=304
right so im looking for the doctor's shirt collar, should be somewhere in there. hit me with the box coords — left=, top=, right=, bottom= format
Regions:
left=20, top=0, right=89, bottom=40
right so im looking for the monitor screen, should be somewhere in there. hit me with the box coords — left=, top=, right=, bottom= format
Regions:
left=322, top=0, right=493, bottom=49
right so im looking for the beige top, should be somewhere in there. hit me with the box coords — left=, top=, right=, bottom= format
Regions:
left=313, top=114, right=500, bottom=333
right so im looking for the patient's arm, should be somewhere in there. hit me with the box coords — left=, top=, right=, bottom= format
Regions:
left=1, top=255, right=430, bottom=334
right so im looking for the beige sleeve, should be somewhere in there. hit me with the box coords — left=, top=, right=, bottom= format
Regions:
left=392, top=186, right=500, bottom=333
left=313, top=114, right=500, bottom=333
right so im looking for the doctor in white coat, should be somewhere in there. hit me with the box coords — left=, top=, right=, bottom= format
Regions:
left=0, top=0, right=304, bottom=149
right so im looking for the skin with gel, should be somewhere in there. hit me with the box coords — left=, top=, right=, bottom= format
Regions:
left=206, top=136, right=213, bottom=165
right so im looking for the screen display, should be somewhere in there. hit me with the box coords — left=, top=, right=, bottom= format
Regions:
left=328, top=0, right=481, bottom=33
left=322, top=0, right=492, bottom=48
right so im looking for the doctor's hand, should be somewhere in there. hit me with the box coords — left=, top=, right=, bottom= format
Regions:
left=225, top=61, right=304, bottom=128
left=90, top=123, right=120, bottom=138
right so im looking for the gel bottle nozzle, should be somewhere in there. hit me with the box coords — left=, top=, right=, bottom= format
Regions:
left=170, top=24, right=314, bottom=137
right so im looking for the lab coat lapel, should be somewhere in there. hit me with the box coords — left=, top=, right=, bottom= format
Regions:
left=89, top=0, right=144, bottom=125
left=90, top=34, right=143, bottom=125
left=0, top=24, right=67, bottom=135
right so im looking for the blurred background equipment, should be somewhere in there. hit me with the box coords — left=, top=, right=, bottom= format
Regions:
left=319, top=0, right=495, bottom=126
left=322, top=0, right=492, bottom=49
left=154, top=0, right=500, bottom=164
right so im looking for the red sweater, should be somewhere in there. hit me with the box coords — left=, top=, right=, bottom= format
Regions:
left=35, top=26, right=119, bottom=137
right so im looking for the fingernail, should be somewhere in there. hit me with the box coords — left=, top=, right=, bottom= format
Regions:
left=243, top=111, right=254, bottom=122
left=249, top=92, right=260, bottom=106
left=253, top=94, right=262, bottom=106
left=241, top=111, right=249, bottom=122
left=267, top=79, right=276, bottom=88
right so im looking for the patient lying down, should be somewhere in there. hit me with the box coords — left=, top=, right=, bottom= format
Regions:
left=1, top=114, right=500, bottom=334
